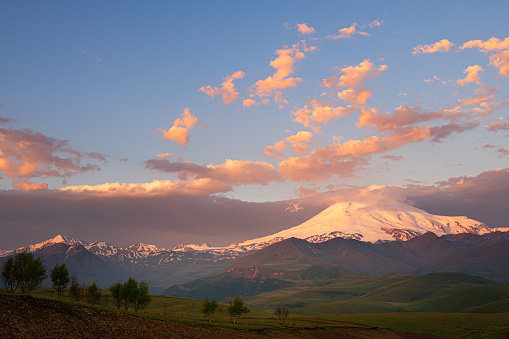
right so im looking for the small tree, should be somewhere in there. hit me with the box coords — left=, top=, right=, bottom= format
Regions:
left=274, top=304, right=289, bottom=324
left=121, top=277, right=139, bottom=311
left=50, top=263, right=70, bottom=300
left=201, top=297, right=218, bottom=322
left=226, top=296, right=250, bottom=324
left=133, top=280, right=151, bottom=313
left=1, top=257, right=15, bottom=291
left=109, top=281, right=123, bottom=309
left=11, top=252, right=47, bottom=294
left=86, top=282, right=102, bottom=304
left=68, top=274, right=83, bottom=301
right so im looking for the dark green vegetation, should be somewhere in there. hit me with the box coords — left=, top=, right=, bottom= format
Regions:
left=50, top=262, right=70, bottom=299
left=1, top=252, right=47, bottom=294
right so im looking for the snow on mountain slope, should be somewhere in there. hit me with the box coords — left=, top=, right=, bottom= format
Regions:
left=226, top=201, right=509, bottom=248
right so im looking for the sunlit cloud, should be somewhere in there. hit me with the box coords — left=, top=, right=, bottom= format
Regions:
left=321, top=59, right=387, bottom=105
left=292, top=103, right=355, bottom=132
left=460, top=36, right=509, bottom=53
left=265, top=131, right=314, bottom=157
left=328, top=23, right=369, bottom=40
left=412, top=39, right=455, bottom=55
left=489, top=50, right=509, bottom=77
left=159, top=108, right=199, bottom=147
left=456, top=65, right=484, bottom=86
left=486, top=117, right=509, bottom=132
left=369, top=19, right=383, bottom=27
left=296, top=23, right=315, bottom=35
left=251, top=41, right=317, bottom=105
left=145, top=158, right=282, bottom=188
left=0, top=124, right=104, bottom=190
left=199, top=71, right=245, bottom=104
left=242, top=98, right=259, bottom=107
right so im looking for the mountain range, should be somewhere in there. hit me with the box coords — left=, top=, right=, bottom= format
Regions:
left=1, top=200, right=508, bottom=293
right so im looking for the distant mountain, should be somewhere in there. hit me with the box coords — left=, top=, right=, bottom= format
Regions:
left=163, top=231, right=509, bottom=299
left=2, top=200, right=508, bottom=292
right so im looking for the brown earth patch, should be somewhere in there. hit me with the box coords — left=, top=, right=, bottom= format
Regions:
left=0, top=295, right=441, bottom=338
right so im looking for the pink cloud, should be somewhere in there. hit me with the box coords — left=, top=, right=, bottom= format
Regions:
left=265, top=131, right=314, bottom=158
left=328, top=23, right=369, bottom=40
left=264, top=140, right=287, bottom=158
left=321, top=59, right=387, bottom=105
left=159, top=108, right=199, bottom=147
left=0, top=125, right=104, bottom=190
left=242, top=99, right=259, bottom=108
left=412, top=39, right=455, bottom=55
left=489, top=50, right=509, bottom=77
left=199, top=71, right=245, bottom=104
left=460, top=36, right=509, bottom=53
left=145, top=158, right=282, bottom=189
left=456, top=65, right=484, bottom=86
left=369, top=19, right=383, bottom=27
left=296, top=23, right=315, bottom=35
left=486, top=117, right=509, bottom=132
left=293, top=104, right=355, bottom=132
left=251, top=42, right=317, bottom=105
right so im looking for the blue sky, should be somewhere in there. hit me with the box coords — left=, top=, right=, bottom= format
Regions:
left=1, top=1, right=508, bottom=247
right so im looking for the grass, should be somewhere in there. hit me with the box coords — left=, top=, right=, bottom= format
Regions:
left=321, top=313, right=509, bottom=338
left=3, top=287, right=509, bottom=337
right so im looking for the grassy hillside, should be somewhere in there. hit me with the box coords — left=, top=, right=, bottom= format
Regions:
left=2, top=288, right=509, bottom=338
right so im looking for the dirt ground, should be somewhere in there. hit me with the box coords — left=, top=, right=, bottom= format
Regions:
left=0, top=295, right=440, bottom=338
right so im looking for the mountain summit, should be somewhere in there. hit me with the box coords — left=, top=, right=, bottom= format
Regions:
left=228, top=200, right=508, bottom=247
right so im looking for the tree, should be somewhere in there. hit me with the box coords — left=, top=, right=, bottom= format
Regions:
left=68, top=274, right=82, bottom=301
left=86, top=282, right=102, bottom=304
left=1, top=257, right=15, bottom=291
left=50, top=263, right=70, bottom=300
left=10, top=252, right=47, bottom=294
left=201, top=297, right=218, bottom=322
left=274, top=304, right=289, bottom=324
left=133, top=280, right=151, bottom=313
left=120, top=277, right=139, bottom=311
left=226, top=296, right=250, bottom=324
left=109, top=281, right=123, bottom=309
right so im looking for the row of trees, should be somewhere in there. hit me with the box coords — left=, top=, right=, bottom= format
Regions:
left=2, top=252, right=152, bottom=312
left=109, top=278, right=152, bottom=312
left=1, top=252, right=47, bottom=294
left=201, top=296, right=250, bottom=324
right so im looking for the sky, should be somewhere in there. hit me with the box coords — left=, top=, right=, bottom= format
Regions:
left=1, top=1, right=508, bottom=249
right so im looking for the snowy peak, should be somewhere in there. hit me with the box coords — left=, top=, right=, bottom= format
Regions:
left=128, top=243, right=162, bottom=253
left=230, top=200, right=507, bottom=246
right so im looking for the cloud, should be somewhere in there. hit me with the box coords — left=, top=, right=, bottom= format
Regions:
left=460, top=36, right=509, bottom=53
left=285, top=131, right=314, bottom=154
left=60, top=178, right=231, bottom=196
left=412, top=39, right=455, bottom=55
left=0, top=125, right=104, bottom=189
left=489, top=50, right=509, bottom=77
left=243, top=98, right=259, bottom=107
left=264, top=140, right=287, bottom=158
left=328, top=23, right=369, bottom=40
left=292, top=103, right=355, bottom=132
left=265, top=131, right=314, bottom=157
left=2, top=168, right=508, bottom=249
left=369, top=19, right=383, bottom=27
left=486, top=117, right=509, bottom=132
left=357, top=105, right=444, bottom=131
left=159, top=108, right=199, bottom=147
left=456, top=65, right=484, bottom=86
left=321, top=59, right=387, bottom=105
left=145, top=158, right=282, bottom=188
left=296, top=23, right=315, bottom=35
left=80, top=49, right=102, bottom=63
left=155, top=153, right=172, bottom=159
left=251, top=42, right=317, bottom=105
left=198, top=71, right=245, bottom=104
left=424, top=75, right=449, bottom=85
left=0, top=117, right=11, bottom=124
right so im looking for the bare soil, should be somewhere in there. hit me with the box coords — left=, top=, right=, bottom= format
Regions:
left=0, top=295, right=441, bottom=338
